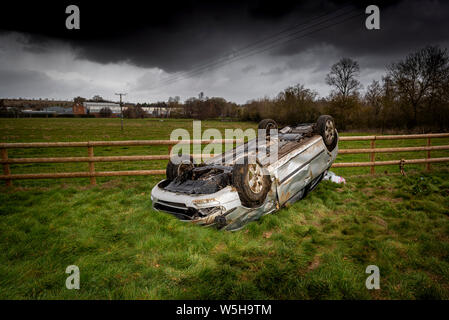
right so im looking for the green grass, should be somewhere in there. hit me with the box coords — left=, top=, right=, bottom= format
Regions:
left=1, top=170, right=449, bottom=299
left=1, top=118, right=449, bottom=299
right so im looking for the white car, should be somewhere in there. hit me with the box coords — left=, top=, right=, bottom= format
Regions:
left=151, top=115, right=338, bottom=230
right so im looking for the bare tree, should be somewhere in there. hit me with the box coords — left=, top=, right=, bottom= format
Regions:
left=326, top=58, right=361, bottom=98
left=365, top=80, right=383, bottom=118
left=92, top=95, right=104, bottom=102
left=73, top=96, right=86, bottom=104
left=387, top=45, right=449, bottom=126
left=124, top=105, right=146, bottom=119
left=99, top=107, right=112, bottom=118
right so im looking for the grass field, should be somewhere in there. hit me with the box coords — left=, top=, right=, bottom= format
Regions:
left=1, top=118, right=448, bottom=186
left=1, top=118, right=449, bottom=299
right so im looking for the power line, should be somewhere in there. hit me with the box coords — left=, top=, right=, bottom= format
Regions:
left=150, top=7, right=362, bottom=90
left=153, top=8, right=357, bottom=89
left=115, top=92, right=127, bottom=131
left=159, top=4, right=355, bottom=86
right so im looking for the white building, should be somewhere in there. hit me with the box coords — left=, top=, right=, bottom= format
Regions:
left=141, top=106, right=183, bottom=117
left=83, top=102, right=121, bottom=114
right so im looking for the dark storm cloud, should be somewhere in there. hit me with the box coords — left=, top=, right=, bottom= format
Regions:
left=1, top=0, right=449, bottom=103
left=274, top=0, right=449, bottom=69
left=260, top=66, right=286, bottom=76
left=0, top=70, right=54, bottom=93
left=241, top=65, right=257, bottom=73
left=0, top=69, right=77, bottom=98
left=3, top=0, right=438, bottom=74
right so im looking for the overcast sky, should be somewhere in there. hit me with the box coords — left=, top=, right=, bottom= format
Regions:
left=0, top=0, right=448, bottom=104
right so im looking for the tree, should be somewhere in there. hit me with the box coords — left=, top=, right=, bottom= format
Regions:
left=99, top=107, right=112, bottom=118
left=123, top=105, right=146, bottom=118
left=183, top=98, right=195, bottom=118
left=326, top=58, right=361, bottom=98
left=168, top=96, right=180, bottom=105
left=387, top=45, right=449, bottom=127
left=275, top=84, right=319, bottom=124
left=92, top=95, right=104, bottom=102
left=73, top=96, right=86, bottom=104
left=325, top=58, right=362, bottom=129
left=365, top=80, right=383, bottom=121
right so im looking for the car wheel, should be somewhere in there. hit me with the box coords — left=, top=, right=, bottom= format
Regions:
left=316, top=115, right=337, bottom=151
left=232, top=160, right=271, bottom=207
left=258, top=119, right=278, bottom=136
left=166, top=155, right=194, bottom=180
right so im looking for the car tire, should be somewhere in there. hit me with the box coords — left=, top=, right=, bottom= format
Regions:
left=316, top=115, right=337, bottom=151
left=232, top=159, right=271, bottom=207
left=258, top=119, right=278, bottom=136
left=166, top=155, right=194, bottom=180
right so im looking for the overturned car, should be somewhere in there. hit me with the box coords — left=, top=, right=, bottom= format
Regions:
left=151, top=115, right=339, bottom=231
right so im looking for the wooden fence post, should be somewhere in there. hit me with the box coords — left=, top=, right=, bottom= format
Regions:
left=370, top=138, right=376, bottom=175
left=168, top=144, right=172, bottom=160
left=426, top=137, right=431, bottom=171
left=1, top=148, right=12, bottom=187
left=88, top=145, right=96, bottom=185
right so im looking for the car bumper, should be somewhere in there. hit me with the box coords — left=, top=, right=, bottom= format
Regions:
left=151, top=180, right=241, bottom=223
left=150, top=180, right=278, bottom=230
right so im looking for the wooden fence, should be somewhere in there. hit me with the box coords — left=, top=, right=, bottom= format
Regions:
left=1, top=133, right=449, bottom=187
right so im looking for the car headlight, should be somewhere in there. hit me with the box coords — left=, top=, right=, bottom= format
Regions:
left=192, top=198, right=220, bottom=207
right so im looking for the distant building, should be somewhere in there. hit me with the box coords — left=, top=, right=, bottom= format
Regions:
left=141, top=106, right=183, bottom=117
left=73, top=103, right=86, bottom=115
left=43, top=106, right=73, bottom=115
left=83, top=101, right=121, bottom=114
left=22, top=109, right=57, bottom=116
left=141, top=107, right=162, bottom=115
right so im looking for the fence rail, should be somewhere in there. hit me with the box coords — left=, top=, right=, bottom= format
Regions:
left=1, top=133, right=449, bottom=186
left=336, top=133, right=449, bottom=174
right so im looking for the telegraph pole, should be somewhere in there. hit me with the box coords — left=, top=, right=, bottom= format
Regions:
left=115, top=93, right=127, bottom=131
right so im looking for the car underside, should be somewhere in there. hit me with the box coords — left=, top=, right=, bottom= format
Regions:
left=151, top=115, right=339, bottom=230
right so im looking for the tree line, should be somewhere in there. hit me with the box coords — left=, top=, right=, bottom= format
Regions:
left=133, top=44, right=448, bottom=131
left=240, top=45, right=449, bottom=132
left=3, top=45, right=448, bottom=131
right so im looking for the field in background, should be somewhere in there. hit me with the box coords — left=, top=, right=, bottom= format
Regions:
left=1, top=118, right=449, bottom=188
left=1, top=118, right=449, bottom=299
